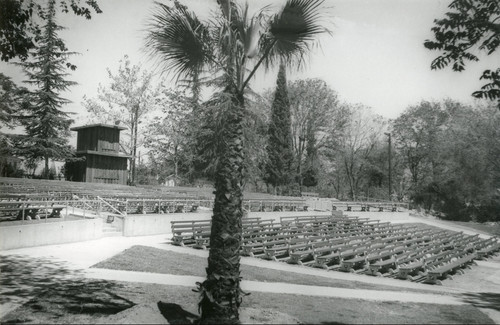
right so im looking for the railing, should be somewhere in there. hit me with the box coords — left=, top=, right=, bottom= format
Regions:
left=96, top=196, right=126, bottom=217
left=0, top=199, right=102, bottom=223
left=96, top=197, right=308, bottom=214
left=1, top=196, right=312, bottom=220
left=331, top=201, right=409, bottom=211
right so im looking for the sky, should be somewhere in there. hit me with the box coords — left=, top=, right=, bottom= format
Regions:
left=1, top=0, right=498, bottom=140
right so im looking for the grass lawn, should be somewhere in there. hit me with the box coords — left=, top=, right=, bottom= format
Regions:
left=2, top=245, right=497, bottom=323
left=1, top=281, right=493, bottom=324
left=92, top=245, right=439, bottom=293
left=449, top=221, right=500, bottom=237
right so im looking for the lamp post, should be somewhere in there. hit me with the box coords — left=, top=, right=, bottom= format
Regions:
left=384, top=132, right=392, bottom=201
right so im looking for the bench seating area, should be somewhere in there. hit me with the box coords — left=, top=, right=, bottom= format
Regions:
left=0, top=177, right=310, bottom=215
left=0, top=200, right=66, bottom=221
left=332, top=202, right=406, bottom=212
left=171, top=214, right=500, bottom=285
left=171, top=217, right=277, bottom=249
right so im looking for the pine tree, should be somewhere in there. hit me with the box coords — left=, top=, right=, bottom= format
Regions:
left=15, top=0, right=76, bottom=178
left=265, top=63, right=295, bottom=195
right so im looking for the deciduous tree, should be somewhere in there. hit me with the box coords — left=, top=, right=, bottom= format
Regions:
left=424, top=0, right=500, bottom=108
left=0, top=0, right=101, bottom=62
left=288, top=78, right=339, bottom=190
left=144, top=89, right=193, bottom=184
left=82, top=55, right=162, bottom=185
left=338, top=104, right=387, bottom=200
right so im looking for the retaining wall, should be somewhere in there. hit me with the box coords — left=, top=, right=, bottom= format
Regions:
left=122, top=210, right=334, bottom=237
left=0, top=218, right=103, bottom=250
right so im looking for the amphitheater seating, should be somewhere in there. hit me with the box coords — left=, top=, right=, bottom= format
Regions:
left=0, top=200, right=65, bottom=221
left=170, top=213, right=500, bottom=285
left=475, top=237, right=500, bottom=259
left=426, top=253, right=477, bottom=285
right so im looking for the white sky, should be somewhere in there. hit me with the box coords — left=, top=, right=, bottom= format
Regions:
left=1, top=0, right=498, bottom=138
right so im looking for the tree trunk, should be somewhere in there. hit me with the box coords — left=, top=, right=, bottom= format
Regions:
left=44, top=156, right=49, bottom=179
left=198, top=90, right=245, bottom=324
left=131, top=108, right=139, bottom=185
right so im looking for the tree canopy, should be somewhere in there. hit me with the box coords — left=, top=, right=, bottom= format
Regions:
left=0, top=0, right=101, bottom=62
left=13, top=0, right=77, bottom=177
left=265, top=63, right=295, bottom=194
left=424, top=0, right=500, bottom=107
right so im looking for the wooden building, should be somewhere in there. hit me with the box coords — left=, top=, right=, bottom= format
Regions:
left=67, top=124, right=130, bottom=185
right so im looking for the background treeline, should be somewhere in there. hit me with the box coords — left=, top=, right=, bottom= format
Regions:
left=135, top=75, right=499, bottom=222
left=2, top=67, right=498, bottom=222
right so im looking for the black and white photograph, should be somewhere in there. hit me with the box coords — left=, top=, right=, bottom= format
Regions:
left=0, top=0, right=499, bottom=323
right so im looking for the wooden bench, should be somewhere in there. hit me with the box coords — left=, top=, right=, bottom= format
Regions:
left=171, top=220, right=212, bottom=246
left=369, top=248, right=421, bottom=276
left=287, top=240, right=338, bottom=265
left=396, top=245, right=447, bottom=280
left=426, top=253, right=477, bottom=285
left=241, top=234, right=292, bottom=257
left=2, top=204, right=66, bottom=220
left=174, top=217, right=271, bottom=249
left=262, top=237, right=294, bottom=261
left=314, top=242, right=370, bottom=270
left=476, top=238, right=500, bottom=259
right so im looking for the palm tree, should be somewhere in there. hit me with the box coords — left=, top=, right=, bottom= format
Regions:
left=145, top=0, right=329, bottom=322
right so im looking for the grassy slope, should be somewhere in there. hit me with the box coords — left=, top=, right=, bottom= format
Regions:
left=92, top=245, right=437, bottom=293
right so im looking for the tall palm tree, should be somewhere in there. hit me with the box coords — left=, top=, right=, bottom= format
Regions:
left=145, top=0, right=329, bottom=323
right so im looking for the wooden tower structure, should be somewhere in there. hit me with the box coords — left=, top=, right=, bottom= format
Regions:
left=68, top=123, right=130, bottom=184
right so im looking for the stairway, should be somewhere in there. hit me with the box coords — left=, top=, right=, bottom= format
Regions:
left=101, top=215, right=123, bottom=237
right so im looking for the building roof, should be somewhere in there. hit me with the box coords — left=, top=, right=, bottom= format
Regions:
left=70, top=123, right=127, bottom=131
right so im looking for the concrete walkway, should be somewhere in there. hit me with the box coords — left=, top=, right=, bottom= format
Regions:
left=85, top=267, right=466, bottom=305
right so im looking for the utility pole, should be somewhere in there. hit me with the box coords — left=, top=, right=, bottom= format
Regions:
left=384, top=132, right=392, bottom=201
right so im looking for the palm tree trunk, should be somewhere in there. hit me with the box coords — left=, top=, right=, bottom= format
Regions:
left=198, top=89, right=245, bottom=324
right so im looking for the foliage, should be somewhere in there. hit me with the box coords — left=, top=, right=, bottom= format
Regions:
left=424, top=0, right=500, bottom=107
left=0, top=0, right=101, bottom=62
left=335, top=104, right=387, bottom=200
left=287, top=78, right=339, bottom=190
left=0, top=73, right=29, bottom=128
left=82, top=55, right=162, bottom=185
left=13, top=0, right=76, bottom=177
left=392, top=100, right=449, bottom=189
left=144, top=88, right=194, bottom=183
left=397, top=100, right=500, bottom=221
left=265, top=63, right=295, bottom=195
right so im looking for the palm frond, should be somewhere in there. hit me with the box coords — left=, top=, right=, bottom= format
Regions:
left=144, top=1, right=212, bottom=82
left=264, top=0, right=331, bottom=68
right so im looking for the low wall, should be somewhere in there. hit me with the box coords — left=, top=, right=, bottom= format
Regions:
left=0, top=218, right=103, bottom=250
left=123, top=213, right=212, bottom=236
left=343, top=211, right=411, bottom=223
left=305, top=199, right=333, bottom=211
left=122, top=210, right=335, bottom=237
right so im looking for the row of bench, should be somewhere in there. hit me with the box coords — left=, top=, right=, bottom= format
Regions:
left=0, top=203, right=64, bottom=220
left=170, top=215, right=499, bottom=285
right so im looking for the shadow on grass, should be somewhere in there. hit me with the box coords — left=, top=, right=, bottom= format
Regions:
left=157, top=301, right=200, bottom=324
left=0, top=254, right=135, bottom=321
left=462, top=292, right=500, bottom=312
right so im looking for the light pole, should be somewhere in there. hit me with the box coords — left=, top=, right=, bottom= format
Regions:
left=384, top=132, right=392, bottom=201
